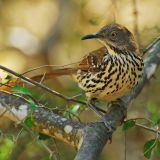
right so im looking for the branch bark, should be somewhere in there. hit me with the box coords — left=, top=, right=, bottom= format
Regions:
left=0, top=36, right=160, bottom=160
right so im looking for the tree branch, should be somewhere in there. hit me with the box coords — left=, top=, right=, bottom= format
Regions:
left=0, top=36, right=160, bottom=159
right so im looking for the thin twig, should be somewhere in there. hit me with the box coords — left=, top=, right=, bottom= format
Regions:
left=39, top=72, right=46, bottom=84
left=125, top=117, right=160, bottom=134
left=49, top=138, right=61, bottom=160
left=0, top=65, right=86, bottom=105
left=0, top=90, right=35, bottom=107
left=143, top=127, right=159, bottom=156
left=0, top=65, right=106, bottom=118
left=125, top=117, right=155, bottom=125
left=20, top=62, right=80, bottom=76
left=124, top=131, right=127, bottom=160
left=15, top=128, right=24, bottom=143
left=110, top=0, right=117, bottom=23
left=0, top=108, right=8, bottom=118
left=132, top=0, right=140, bottom=45
left=135, top=123, right=160, bottom=135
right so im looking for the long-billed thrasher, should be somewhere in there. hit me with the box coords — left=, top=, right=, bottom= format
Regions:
left=34, top=23, right=144, bottom=119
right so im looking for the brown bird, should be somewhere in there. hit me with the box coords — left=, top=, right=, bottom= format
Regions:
left=33, top=23, right=144, bottom=116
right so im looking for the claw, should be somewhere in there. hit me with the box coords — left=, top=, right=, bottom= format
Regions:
left=103, top=118, right=114, bottom=132
left=98, top=118, right=113, bottom=143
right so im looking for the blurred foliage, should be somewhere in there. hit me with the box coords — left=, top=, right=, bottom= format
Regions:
left=0, top=137, right=14, bottom=160
left=0, top=0, right=159, bottom=159
left=147, top=100, right=159, bottom=125
left=123, top=120, right=136, bottom=131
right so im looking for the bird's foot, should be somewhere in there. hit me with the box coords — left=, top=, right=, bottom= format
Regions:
left=107, top=99, right=127, bottom=124
left=86, top=98, right=106, bottom=117
left=102, top=118, right=115, bottom=132
left=99, top=118, right=114, bottom=143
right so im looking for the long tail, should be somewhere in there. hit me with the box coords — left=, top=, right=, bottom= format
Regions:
left=31, top=67, right=79, bottom=81
left=30, top=57, right=91, bottom=81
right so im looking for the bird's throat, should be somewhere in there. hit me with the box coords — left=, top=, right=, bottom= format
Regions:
left=98, top=39, right=117, bottom=56
left=107, top=46, right=117, bottom=56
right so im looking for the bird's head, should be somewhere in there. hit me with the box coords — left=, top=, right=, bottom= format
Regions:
left=81, top=24, right=139, bottom=54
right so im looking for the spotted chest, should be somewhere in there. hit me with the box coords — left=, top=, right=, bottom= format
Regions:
left=74, top=52, right=143, bottom=100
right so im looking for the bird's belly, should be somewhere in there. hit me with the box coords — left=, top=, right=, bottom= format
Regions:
left=74, top=66, right=142, bottom=100
left=91, top=83, right=131, bottom=100
left=85, top=77, right=134, bottom=100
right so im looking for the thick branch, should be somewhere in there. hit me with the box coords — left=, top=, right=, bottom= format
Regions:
left=0, top=93, right=85, bottom=148
left=0, top=37, right=160, bottom=160
left=75, top=102, right=126, bottom=160
left=75, top=37, right=160, bottom=159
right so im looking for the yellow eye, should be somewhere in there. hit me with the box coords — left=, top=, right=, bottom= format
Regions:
left=110, top=31, right=117, bottom=38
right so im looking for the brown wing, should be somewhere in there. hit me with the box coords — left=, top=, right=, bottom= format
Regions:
left=80, top=46, right=107, bottom=71
left=31, top=47, right=108, bottom=81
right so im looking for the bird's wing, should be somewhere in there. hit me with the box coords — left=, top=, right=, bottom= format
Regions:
left=81, top=46, right=108, bottom=71
left=31, top=47, right=108, bottom=81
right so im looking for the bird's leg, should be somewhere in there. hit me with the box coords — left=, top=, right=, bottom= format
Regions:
left=103, top=99, right=127, bottom=133
left=70, top=93, right=83, bottom=99
left=86, top=98, right=104, bottom=118
left=87, top=98, right=106, bottom=116
left=87, top=98, right=113, bottom=132
left=112, top=99, right=127, bottom=124
left=102, top=118, right=114, bottom=133
left=94, top=106, right=107, bottom=114
left=108, top=99, right=127, bottom=121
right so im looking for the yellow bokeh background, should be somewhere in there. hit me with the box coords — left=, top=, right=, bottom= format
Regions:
left=0, top=0, right=160, bottom=160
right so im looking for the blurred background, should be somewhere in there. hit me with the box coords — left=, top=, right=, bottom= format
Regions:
left=0, top=0, right=160, bottom=159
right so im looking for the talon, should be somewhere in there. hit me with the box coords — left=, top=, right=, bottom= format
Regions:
left=102, top=117, right=115, bottom=132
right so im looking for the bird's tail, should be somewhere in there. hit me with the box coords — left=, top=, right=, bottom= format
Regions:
left=31, top=67, right=79, bottom=81
left=29, top=55, right=92, bottom=81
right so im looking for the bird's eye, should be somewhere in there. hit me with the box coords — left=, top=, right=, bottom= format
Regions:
left=110, top=31, right=117, bottom=38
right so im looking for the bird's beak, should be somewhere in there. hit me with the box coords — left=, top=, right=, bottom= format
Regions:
left=81, top=32, right=102, bottom=40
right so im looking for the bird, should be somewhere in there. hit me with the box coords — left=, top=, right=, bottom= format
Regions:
left=32, top=23, right=144, bottom=117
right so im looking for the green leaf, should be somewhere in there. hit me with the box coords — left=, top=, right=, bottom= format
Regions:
left=38, top=133, right=50, bottom=140
left=24, top=116, right=33, bottom=128
left=7, top=134, right=15, bottom=142
left=63, top=104, right=81, bottom=119
left=151, top=114, right=159, bottom=125
left=144, top=139, right=157, bottom=159
left=156, top=140, right=160, bottom=157
left=147, top=101, right=157, bottom=114
left=12, top=86, right=37, bottom=111
left=5, top=75, right=12, bottom=80
left=78, top=95, right=85, bottom=101
left=41, top=156, right=50, bottom=160
left=28, top=98, right=37, bottom=111
left=0, top=138, right=14, bottom=160
left=156, top=118, right=160, bottom=125
left=11, top=85, right=31, bottom=96
left=147, top=101, right=159, bottom=124
left=70, top=104, right=80, bottom=114
left=123, top=120, right=136, bottom=131
left=63, top=111, right=71, bottom=119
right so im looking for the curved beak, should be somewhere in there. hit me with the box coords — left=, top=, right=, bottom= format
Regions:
left=81, top=32, right=102, bottom=40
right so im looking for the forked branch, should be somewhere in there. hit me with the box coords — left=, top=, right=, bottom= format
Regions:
left=0, top=36, right=160, bottom=160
